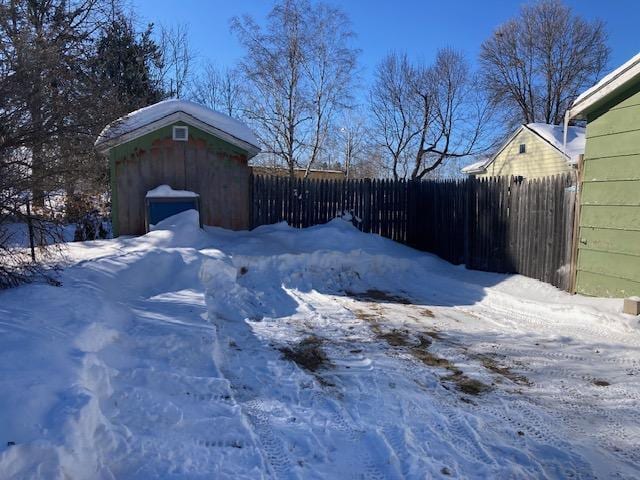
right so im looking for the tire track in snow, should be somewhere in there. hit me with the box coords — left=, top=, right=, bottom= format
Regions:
left=215, top=310, right=402, bottom=480
left=446, top=299, right=639, bottom=478
left=467, top=296, right=640, bottom=347
left=335, top=298, right=607, bottom=478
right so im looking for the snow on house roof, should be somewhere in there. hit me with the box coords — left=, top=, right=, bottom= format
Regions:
left=95, top=99, right=261, bottom=157
left=526, top=123, right=585, bottom=163
left=568, top=51, right=640, bottom=120
left=460, top=159, right=488, bottom=174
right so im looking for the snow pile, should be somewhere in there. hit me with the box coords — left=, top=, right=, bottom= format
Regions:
left=96, top=99, right=260, bottom=150
left=146, top=185, right=199, bottom=198
left=145, top=209, right=206, bottom=247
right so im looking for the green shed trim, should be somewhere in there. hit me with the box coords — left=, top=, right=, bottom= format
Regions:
left=110, top=155, right=119, bottom=237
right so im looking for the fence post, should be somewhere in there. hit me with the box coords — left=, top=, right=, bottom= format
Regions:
left=363, top=178, right=371, bottom=232
left=25, top=197, right=36, bottom=262
left=463, top=177, right=472, bottom=268
left=568, top=159, right=583, bottom=293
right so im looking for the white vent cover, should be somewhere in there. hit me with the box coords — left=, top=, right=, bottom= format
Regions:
left=173, top=125, right=189, bottom=141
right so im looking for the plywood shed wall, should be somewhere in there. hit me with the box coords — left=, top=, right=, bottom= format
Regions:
left=109, top=121, right=251, bottom=236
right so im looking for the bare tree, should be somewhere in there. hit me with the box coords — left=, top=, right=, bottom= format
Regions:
left=232, top=0, right=358, bottom=178
left=190, top=62, right=244, bottom=117
left=301, top=2, right=358, bottom=176
left=159, top=23, right=193, bottom=98
left=370, top=50, right=493, bottom=179
left=369, top=53, right=419, bottom=179
left=479, top=0, right=609, bottom=125
left=231, top=1, right=306, bottom=178
left=410, top=49, right=493, bottom=179
left=336, top=111, right=368, bottom=179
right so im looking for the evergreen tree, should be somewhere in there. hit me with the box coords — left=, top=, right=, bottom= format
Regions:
left=94, top=15, right=166, bottom=112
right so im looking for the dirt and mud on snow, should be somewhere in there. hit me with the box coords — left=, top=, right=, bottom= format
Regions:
left=1, top=211, right=639, bottom=479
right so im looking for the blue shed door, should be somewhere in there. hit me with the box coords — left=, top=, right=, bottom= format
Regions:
left=147, top=199, right=199, bottom=226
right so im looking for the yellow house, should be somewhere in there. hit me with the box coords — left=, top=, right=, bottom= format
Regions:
left=461, top=123, right=585, bottom=179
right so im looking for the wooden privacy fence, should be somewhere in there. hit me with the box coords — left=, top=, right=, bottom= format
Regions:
left=251, top=173, right=577, bottom=291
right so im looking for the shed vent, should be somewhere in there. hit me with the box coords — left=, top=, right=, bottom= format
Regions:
left=173, top=125, right=189, bottom=141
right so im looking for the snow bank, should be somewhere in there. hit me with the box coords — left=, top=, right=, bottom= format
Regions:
left=199, top=218, right=424, bottom=327
left=144, top=209, right=207, bottom=247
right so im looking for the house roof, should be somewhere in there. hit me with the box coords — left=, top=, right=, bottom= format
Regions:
left=460, top=123, right=585, bottom=175
left=526, top=123, right=585, bottom=163
left=567, top=51, right=640, bottom=120
left=95, top=99, right=261, bottom=157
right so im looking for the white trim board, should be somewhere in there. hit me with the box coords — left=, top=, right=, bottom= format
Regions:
left=568, top=51, right=640, bottom=120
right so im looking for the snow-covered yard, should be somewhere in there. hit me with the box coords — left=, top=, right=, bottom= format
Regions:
left=1, top=211, right=639, bottom=479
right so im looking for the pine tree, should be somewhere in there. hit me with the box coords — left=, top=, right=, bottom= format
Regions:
left=93, top=14, right=166, bottom=112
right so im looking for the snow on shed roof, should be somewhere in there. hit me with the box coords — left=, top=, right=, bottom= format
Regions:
left=95, top=99, right=260, bottom=157
left=526, top=123, right=585, bottom=163
left=146, top=185, right=199, bottom=198
left=568, top=51, right=640, bottom=120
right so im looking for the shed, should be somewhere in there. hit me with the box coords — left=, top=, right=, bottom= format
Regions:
left=566, top=52, right=640, bottom=297
left=95, top=99, right=260, bottom=236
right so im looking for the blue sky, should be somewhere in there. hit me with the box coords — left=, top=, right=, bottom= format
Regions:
left=134, top=0, right=640, bottom=97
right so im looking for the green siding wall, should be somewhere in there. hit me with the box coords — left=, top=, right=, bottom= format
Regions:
left=576, top=80, right=640, bottom=297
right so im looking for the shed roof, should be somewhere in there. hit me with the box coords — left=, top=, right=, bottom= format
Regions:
left=568, top=51, right=640, bottom=120
left=95, top=99, right=261, bottom=157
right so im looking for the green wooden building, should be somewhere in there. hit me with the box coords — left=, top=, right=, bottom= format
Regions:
left=567, top=52, right=640, bottom=297
left=95, top=100, right=260, bottom=236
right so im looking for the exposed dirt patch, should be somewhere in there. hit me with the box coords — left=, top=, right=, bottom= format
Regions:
left=409, top=334, right=490, bottom=395
left=378, top=331, right=412, bottom=347
left=410, top=348, right=454, bottom=369
left=445, top=371, right=491, bottom=396
left=280, top=336, right=331, bottom=372
left=352, top=308, right=382, bottom=324
left=372, top=326, right=413, bottom=347
left=475, top=354, right=531, bottom=386
left=345, top=289, right=412, bottom=304
left=420, top=308, right=435, bottom=318
left=350, top=303, right=490, bottom=396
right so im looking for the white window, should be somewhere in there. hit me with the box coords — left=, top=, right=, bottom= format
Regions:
left=173, top=125, right=189, bottom=141
left=519, top=143, right=526, bottom=154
